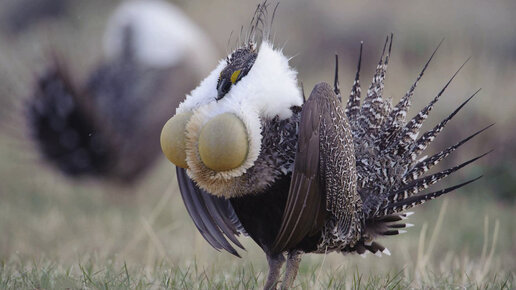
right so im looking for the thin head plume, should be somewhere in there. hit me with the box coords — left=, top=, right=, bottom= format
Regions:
left=239, top=25, right=243, bottom=45
left=334, top=54, right=340, bottom=97
left=247, top=2, right=265, bottom=44
left=226, top=30, right=234, bottom=56
left=281, top=38, right=290, bottom=52
left=244, top=5, right=259, bottom=45
left=267, top=2, right=280, bottom=41
left=245, top=0, right=278, bottom=46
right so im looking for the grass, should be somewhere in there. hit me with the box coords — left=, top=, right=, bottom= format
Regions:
left=0, top=156, right=514, bottom=288
left=0, top=258, right=513, bottom=289
left=0, top=0, right=515, bottom=288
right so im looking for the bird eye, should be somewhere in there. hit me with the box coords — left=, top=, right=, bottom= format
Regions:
left=230, top=70, right=241, bottom=84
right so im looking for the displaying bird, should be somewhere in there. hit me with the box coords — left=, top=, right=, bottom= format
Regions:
left=27, top=0, right=216, bottom=184
left=160, top=2, right=489, bottom=289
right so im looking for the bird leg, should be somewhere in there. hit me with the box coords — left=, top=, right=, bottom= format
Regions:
left=264, top=253, right=285, bottom=290
left=280, top=251, right=302, bottom=289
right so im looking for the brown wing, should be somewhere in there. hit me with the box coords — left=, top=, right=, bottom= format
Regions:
left=271, top=83, right=331, bottom=254
left=176, top=167, right=246, bottom=257
left=272, top=82, right=360, bottom=254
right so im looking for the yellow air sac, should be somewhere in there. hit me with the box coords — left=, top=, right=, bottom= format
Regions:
left=198, top=113, right=248, bottom=172
left=160, top=111, right=193, bottom=168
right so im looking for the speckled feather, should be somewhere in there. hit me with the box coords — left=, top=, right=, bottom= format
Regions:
left=317, top=84, right=362, bottom=251
left=336, top=37, right=486, bottom=256
left=175, top=31, right=486, bottom=264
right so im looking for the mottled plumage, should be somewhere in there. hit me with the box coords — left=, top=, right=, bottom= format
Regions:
left=172, top=4, right=487, bottom=289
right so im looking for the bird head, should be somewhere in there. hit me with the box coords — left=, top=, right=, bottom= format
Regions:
left=160, top=40, right=302, bottom=197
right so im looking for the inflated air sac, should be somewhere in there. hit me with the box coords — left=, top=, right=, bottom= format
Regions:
left=160, top=111, right=193, bottom=168
left=198, top=113, right=248, bottom=172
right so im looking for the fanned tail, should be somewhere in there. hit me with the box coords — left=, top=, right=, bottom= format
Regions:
left=342, top=37, right=488, bottom=256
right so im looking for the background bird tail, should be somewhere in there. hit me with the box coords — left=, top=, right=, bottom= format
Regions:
left=26, top=62, right=112, bottom=177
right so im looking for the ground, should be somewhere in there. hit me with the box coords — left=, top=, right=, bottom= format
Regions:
left=0, top=153, right=514, bottom=288
left=0, top=0, right=515, bottom=288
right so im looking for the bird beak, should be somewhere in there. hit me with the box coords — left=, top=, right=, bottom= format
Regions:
left=217, top=79, right=230, bottom=100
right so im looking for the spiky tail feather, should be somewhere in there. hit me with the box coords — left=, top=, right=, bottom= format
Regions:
left=380, top=39, right=443, bottom=150
left=343, top=212, right=415, bottom=256
left=382, top=176, right=482, bottom=215
left=388, top=150, right=491, bottom=205
left=342, top=36, right=488, bottom=255
left=345, top=41, right=363, bottom=133
left=405, top=89, right=480, bottom=163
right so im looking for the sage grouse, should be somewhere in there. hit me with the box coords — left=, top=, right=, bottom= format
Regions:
left=27, top=0, right=216, bottom=183
left=160, top=3, right=488, bottom=289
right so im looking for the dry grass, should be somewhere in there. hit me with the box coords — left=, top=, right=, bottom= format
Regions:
left=0, top=154, right=514, bottom=288
left=0, top=0, right=515, bottom=288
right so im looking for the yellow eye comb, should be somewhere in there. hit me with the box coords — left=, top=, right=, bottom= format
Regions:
left=230, top=70, right=241, bottom=84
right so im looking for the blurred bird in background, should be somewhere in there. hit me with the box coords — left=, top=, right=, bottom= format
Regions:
left=1, top=0, right=69, bottom=35
left=160, top=2, right=489, bottom=288
left=26, top=0, right=217, bottom=185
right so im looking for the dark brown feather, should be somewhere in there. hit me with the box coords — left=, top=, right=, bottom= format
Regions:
left=272, top=82, right=360, bottom=254
left=176, top=167, right=246, bottom=257
left=271, top=84, right=326, bottom=254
